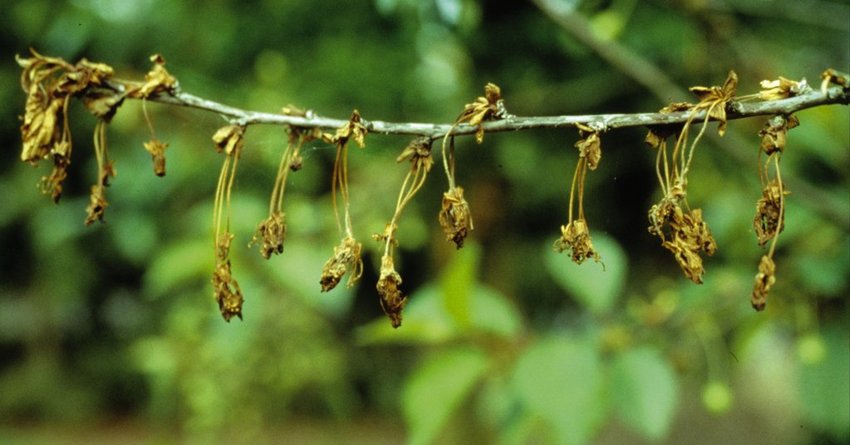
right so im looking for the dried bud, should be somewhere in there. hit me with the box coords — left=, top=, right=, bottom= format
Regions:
left=439, top=186, right=474, bottom=249
left=376, top=255, right=406, bottom=328
left=144, top=139, right=168, bottom=176
left=320, top=236, right=364, bottom=292
left=751, top=255, right=776, bottom=311
left=251, top=211, right=287, bottom=259
left=553, top=218, right=601, bottom=265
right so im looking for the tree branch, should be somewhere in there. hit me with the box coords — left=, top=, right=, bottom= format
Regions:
left=125, top=80, right=848, bottom=138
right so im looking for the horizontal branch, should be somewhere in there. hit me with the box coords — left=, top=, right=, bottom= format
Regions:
left=121, top=80, right=849, bottom=139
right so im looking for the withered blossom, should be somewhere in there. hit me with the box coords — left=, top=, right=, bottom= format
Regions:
left=330, top=110, right=368, bottom=148
left=759, top=77, right=807, bottom=100
left=753, top=179, right=789, bottom=246
left=688, top=70, right=738, bottom=136
left=553, top=219, right=601, bottom=265
left=144, top=139, right=168, bottom=176
left=439, top=186, right=474, bottom=249
left=212, top=232, right=244, bottom=321
left=251, top=211, right=287, bottom=259
left=455, top=82, right=509, bottom=143
left=213, top=124, right=245, bottom=155
left=751, top=255, right=775, bottom=312
left=650, top=200, right=717, bottom=284
left=758, top=114, right=799, bottom=156
left=820, top=68, right=850, bottom=94
left=320, top=236, right=364, bottom=292
left=130, top=54, right=178, bottom=99
left=575, top=123, right=602, bottom=171
left=84, top=184, right=109, bottom=226
left=376, top=255, right=406, bottom=328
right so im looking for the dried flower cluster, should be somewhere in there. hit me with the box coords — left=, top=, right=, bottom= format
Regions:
left=17, top=51, right=843, bottom=324
left=554, top=123, right=603, bottom=265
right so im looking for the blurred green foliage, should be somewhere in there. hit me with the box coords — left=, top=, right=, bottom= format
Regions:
left=1, top=0, right=848, bottom=444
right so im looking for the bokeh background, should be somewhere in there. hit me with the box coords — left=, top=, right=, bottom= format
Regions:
left=1, top=0, right=848, bottom=444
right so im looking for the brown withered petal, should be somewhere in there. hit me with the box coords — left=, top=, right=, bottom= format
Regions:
left=84, top=185, right=108, bottom=225
left=753, top=179, right=788, bottom=246
left=212, top=124, right=245, bottom=155
left=663, top=237, right=706, bottom=284
left=333, top=110, right=368, bottom=148
left=21, top=94, right=62, bottom=164
left=143, top=139, right=168, bottom=176
left=575, top=125, right=602, bottom=171
left=456, top=83, right=508, bottom=143
left=132, top=54, right=178, bottom=98
left=689, top=70, right=738, bottom=136
left=820, top=68, right=850, bottom=94
left=212, top=260, right=244, bottom=322
left=439, top=186, right=474, bottom=249
left=553, top=218, right=601, bottom=265
left=251, top=211, right=286, bottom=259
left=759, top=77, right=805, bottom=100
left=751, top=255, right=775, bottom=311
left=320, top=236, right=364, bottom=292
left=376, top=255, right=406, bottom=328
left=396, top=136, right=433, bottom=172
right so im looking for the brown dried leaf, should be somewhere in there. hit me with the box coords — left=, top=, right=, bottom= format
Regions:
left=439, top=186, right=474, bottom=249
left=376, top=255, right=406, bottom=328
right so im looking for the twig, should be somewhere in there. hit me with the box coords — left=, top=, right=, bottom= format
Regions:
left=111, top=80, right=849, bottom=139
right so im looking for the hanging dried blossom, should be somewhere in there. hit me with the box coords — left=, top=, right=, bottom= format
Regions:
left=211, top=124, right=245, bottom=321
left=376, top=255, right=406, bottom=328
left=554, top=219, right=600, bottom=265
left=753, top=179, right=789, bottom=246
left=321, top=113, right=366, bottom=291
left=320, top=236, right=364, bottom=292
left=758, top=114, right=799, bottom=156
left=751, top=255, right=775, bottom=312
left=439, top=186, right=474, bottom=249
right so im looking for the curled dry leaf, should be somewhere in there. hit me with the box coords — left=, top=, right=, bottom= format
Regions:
left=439, top=186, right=474, bottom=249
left=751, top=255, right=775, bottom=311
left=753, top=179, right=789, bottom=247
left=320, top=236, right=364, bottom=292
left=376, top=255, right=406, bottom=328
left=553, top=218, right=601, bottom=265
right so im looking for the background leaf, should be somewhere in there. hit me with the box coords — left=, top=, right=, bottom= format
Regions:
left=543, top=232, right=628, bottom=316
left=611, top=347, right=679, bottom=440
left=402, top=347, right=490, bottom=445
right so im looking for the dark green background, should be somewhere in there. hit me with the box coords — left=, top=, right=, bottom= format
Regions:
left=1, top=0, right=848, bottom=443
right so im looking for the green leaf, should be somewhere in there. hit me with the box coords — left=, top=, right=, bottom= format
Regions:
left=440, top=242, right=480, bottom=327
left=469, top=285, right=523, bottom=339
left=543, top=232, right=627, bottom=315
left=512, top=336, right=606, bottom=445
left=611, top=347, right=679, bottom=440
left=799, top=325, right=850, bottom=439
left=144, top=239, right=210, bottom=297
left=403, top=347, right=490, bottom=445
